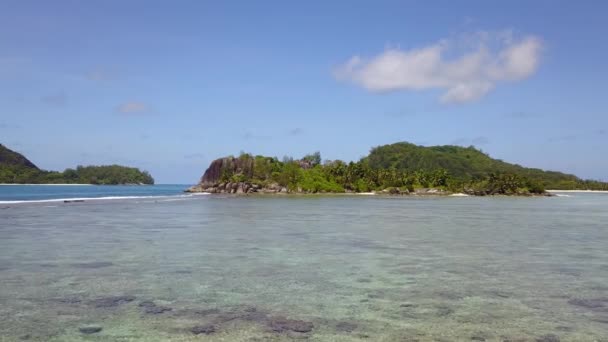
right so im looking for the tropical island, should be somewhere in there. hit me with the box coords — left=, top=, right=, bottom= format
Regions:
left=186, top=142, right=608, bottom=196
left=0, top=143, right=154, bottom=185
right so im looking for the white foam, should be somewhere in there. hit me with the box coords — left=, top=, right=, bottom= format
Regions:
left=0, top=193, right=209, bottom=205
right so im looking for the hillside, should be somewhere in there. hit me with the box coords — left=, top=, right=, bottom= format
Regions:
left=363, top=142, right=596, bottom=189
left=186, top=142, right=608, bottom=195
left=0, top=144, right=154, bottom=185
left=0, top=144, right=39, bottom=170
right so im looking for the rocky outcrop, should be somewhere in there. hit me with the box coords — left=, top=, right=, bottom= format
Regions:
left=199, top=156, right=254, bottom=187
left=187, top=155, right=289, bottom=194
left=186, top=181, right=289, bottom=194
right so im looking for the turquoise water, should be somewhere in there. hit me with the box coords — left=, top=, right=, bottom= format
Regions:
left=1, top=193, right=608, bottom=341
left=0, top=184, right=190, bottom=203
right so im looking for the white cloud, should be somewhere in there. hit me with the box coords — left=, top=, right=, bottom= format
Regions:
left=334, top=31, right=543, bottom=103
left=117, top=101, right=148, bottom=114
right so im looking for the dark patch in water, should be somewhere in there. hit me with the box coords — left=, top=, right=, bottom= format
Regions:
left=367, top=291, right=385, bottom=299
left=213, top=309, right=267, bottom=325
left=268, top=317, right=314, bottom=333
left=139, top=301, right=172, bottom=314
left=91, top=295, right=135, bottom=308
left=79, top=325, right=102, bottom=334
left=335, top=321, right=357, bottom=332
left=193, top=308, right=220, bottom=316
left=173, top=270, right=192, bottom=274
left=592, top=316, right=608, bottom=324
left=568, top=298, right=608, bottom=310
left=357, top=278, right=372, bottom=283
left=436, top=305, right=454, bottom=317
left=38, top=263, right=58, bottom=268
left=282, top=232, right=309, bottom=239
left=71, top=261, right=114, bottom=269
left=471, top=332, right=488, bottom=341
left=56, top=297, right=82, bottom=304
left=190, top=324, right=216, bottom=335
left=400, top=303, right=416, bottom=308
left=436, top=290, right=470, bottom=300
left=488, top=290, right=511, bottom=298
left=554, top=326, right=573, bottom=332
left=535, top=334, right=560, bottom=342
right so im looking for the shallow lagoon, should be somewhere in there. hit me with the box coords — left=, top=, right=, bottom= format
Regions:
left=1, top=194, right=608, bottom=341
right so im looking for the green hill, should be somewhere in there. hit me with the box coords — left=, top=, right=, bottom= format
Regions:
left=0, top=144, right=154, bottom=185
left=0, top=144, right=39, bottom=170
left=364, top=142, right=605, bottom=190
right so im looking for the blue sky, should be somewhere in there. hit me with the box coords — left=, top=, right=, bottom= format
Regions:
left=1, top=1, right=607, bottom=183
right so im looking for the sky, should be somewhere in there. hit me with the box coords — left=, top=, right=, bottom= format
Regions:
left=1, top=1, right=607, bottom=183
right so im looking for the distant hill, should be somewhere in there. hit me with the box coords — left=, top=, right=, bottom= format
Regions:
left=364, top=142, right=603, bottom=190
left=0, top=144, right=39, bottom=170
left=0, top=144, right=154, bottom=185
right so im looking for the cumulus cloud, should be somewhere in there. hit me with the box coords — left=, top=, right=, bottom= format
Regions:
left=117, top=101, right=148, bottom=114
left=334, top=31, right=543, bottom=103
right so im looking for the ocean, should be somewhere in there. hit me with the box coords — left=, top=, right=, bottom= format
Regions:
left=1, top=187, right=607, bottom=341
left=0, top=184, right=193, bottom=203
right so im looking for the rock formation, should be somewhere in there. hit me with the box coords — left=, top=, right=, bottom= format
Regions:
left=186, top=156, right=286, bottom=194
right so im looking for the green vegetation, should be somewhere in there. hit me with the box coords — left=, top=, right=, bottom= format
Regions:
left=0, top=144, right=154, bottom=185
left=211, top=142, right=608, bottom=194
left=364, top=142, right=608, bottom=190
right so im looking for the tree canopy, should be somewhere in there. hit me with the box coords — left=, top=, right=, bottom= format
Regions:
left=0, top=144, right=154, bottom=185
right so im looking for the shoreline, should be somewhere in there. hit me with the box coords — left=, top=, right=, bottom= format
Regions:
left=0, top=183, right=93, bottom=186
left=0, top=183, right=155, bottom=186
left=194, top=191, right=552, bottom=198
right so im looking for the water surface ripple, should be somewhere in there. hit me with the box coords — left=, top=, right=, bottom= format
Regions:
left=1, top=194, right=607, bottom=341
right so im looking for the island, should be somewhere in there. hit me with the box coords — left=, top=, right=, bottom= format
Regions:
left=0, top=143, right=154, bottom=185
left=186, top=142, right=608, bottom=196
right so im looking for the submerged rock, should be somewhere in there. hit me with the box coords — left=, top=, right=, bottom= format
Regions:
left=190, top=324, right=216, bottom=335
left=193, top=308, right=221, bottom=316
left=568, top=298, right=608, bottom=309
left=56, top=297, right=82, bottom=304
left=79, top=325, right=102, bottom=334
left=268, top=317, right=314, bottom=333
left=138, top=301, right=172, bottom=314
left=535, top=334, right=560, bottom=342
left=436, top=305, right=454, bottom=317
left=335, top=321, right=357, bottom=333
left=91, top=295, right=136, bottom=308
